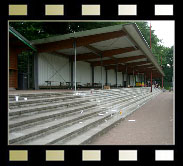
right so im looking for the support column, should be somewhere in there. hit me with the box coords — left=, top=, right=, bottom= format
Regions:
left=122, top=72, right=124, bottom=87
left=70, top=57, right=73, bottom=89
left=135, top=74, right=136, bottom=87
left=105, top=69, right=108, bottom=86
left=100, top=54, right=103, bottom=89
left=133, top=69, right=135, bottom=87
left=34, top=52, right=39, bottom=90
left=151, top=71, right=152, bottom=92
left=116, top=64, right=118, bottom=88
left=144, top=74, right=146, bottom=87
left=91, top=65, right=94, bottom=87
left=28, top=54, right=30, bottom=89
left=126, top=66, right=128, bottom=87
left=73, top=40, right=77, bottom=91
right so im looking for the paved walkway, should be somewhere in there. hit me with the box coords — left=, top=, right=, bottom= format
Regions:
left=89, top=91, right=174, bottom=145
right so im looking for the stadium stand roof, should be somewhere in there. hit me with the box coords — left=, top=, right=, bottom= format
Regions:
left=32, top=23, right=164, bottom=78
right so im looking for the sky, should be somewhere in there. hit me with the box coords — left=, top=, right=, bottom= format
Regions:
left=147, top=21, right=174, bottom=48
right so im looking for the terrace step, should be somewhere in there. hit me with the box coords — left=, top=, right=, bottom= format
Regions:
left=64, top=92, right=159, bottom=145
left=9, top=95, right=83, bottom=109
left=9, top=102, right=97, bottom=131
left=8, top=88, right=162, bottom=145
left=9, top=92, right=74, bottom=101
left=27, top=91, right=159, bottom=145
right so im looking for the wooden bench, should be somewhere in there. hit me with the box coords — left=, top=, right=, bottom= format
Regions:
left=45, top=81, right=64, bottom=89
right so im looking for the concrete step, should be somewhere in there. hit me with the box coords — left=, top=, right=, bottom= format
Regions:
left=9, top=95, right=137, bottom=144
left=9, top=92, right=74, bottom=101
left=9, top=90, right=160, bottom=145
left=60, top=91, right=160, bottom=145
left=9, top=95, right=83, bottom=109
left=30, top=92, right=158, bottom=145
left=8, top=88, right=161, bottom=145
left=9, top=93, right=137, bottom=132
left=9, top=102, right=97, bottom=131
left=9, top=97, right=97, bottom=117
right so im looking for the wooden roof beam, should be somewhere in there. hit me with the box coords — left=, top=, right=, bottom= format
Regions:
left=105, top=64, right=125, bottom=70
left=91, top=55, right=146, bottom=66
left=125, top=61, right=151, bottom=67
left=36, top=30, right=127, bottom=53
left=134, top=64, right=155, bottom=70
left=73, top=46, right=137, bottom=61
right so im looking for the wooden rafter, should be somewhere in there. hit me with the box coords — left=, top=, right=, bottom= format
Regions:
left=134, top=64, right=154, bottom=70
left=73, top=46, right=137, bottom=61
left=36, top=30, right=127, bottom=53
left=91, top=55, right=146, bottom=66
left=125, top=61, right=151, bottom=67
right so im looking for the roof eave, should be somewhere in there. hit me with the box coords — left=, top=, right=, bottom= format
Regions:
left=9, top=26, right=37, bottom=52
left=122, top=23, right=165, bottom=77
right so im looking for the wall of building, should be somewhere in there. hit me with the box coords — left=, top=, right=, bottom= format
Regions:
left=38, top=53, right=70, bottom=86
left=107, top=69, right=116, bottom=86
left=74, top=61, right=91, bottom=85
left=38, top=53, right=93, bottom=86
left=38, top=53, right=149, bottom=88
left=117, top=72, right=123, bottom=86
left=130, top=75, right=135, bottom=86
left=94, top=66, right=106, bottom=85
left=9, top=47, right=18, bottom=89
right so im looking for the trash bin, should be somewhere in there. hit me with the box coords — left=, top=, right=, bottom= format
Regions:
left=18, top=73, right=28, bottom=90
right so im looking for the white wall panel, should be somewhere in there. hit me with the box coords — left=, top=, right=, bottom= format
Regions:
left=121, top=73, right=124, bottom=86
left=94, top=66, right=106, bottom=85
left=136, top=75, right=142, bottom=82
left=107, top=69, right=116, bottom=85
left=130, top=75, right=135, bottom=86
left=123, top=73, right=127, bottom=81
left=74, top=61, right=91, bottom=85
left=38, top=53, right=70, bottom=86
left=117, top=72, right=122, bottom=86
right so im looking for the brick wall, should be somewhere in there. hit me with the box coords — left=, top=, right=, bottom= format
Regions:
left=9, top=47, right=18, bottom=89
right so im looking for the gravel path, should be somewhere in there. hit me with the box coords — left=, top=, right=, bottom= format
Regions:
left=89, top=91, right=174, bottom=145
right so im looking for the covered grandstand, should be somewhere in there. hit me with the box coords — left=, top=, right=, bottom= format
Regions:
left=8, top=23, right=168, bottom=145
left=31, top=23, right=164, bottom=90
left=9, top=23, right=164, bottom=90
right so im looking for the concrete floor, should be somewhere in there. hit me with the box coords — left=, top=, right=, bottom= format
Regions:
left=89, top=91, right=174, bottom=145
